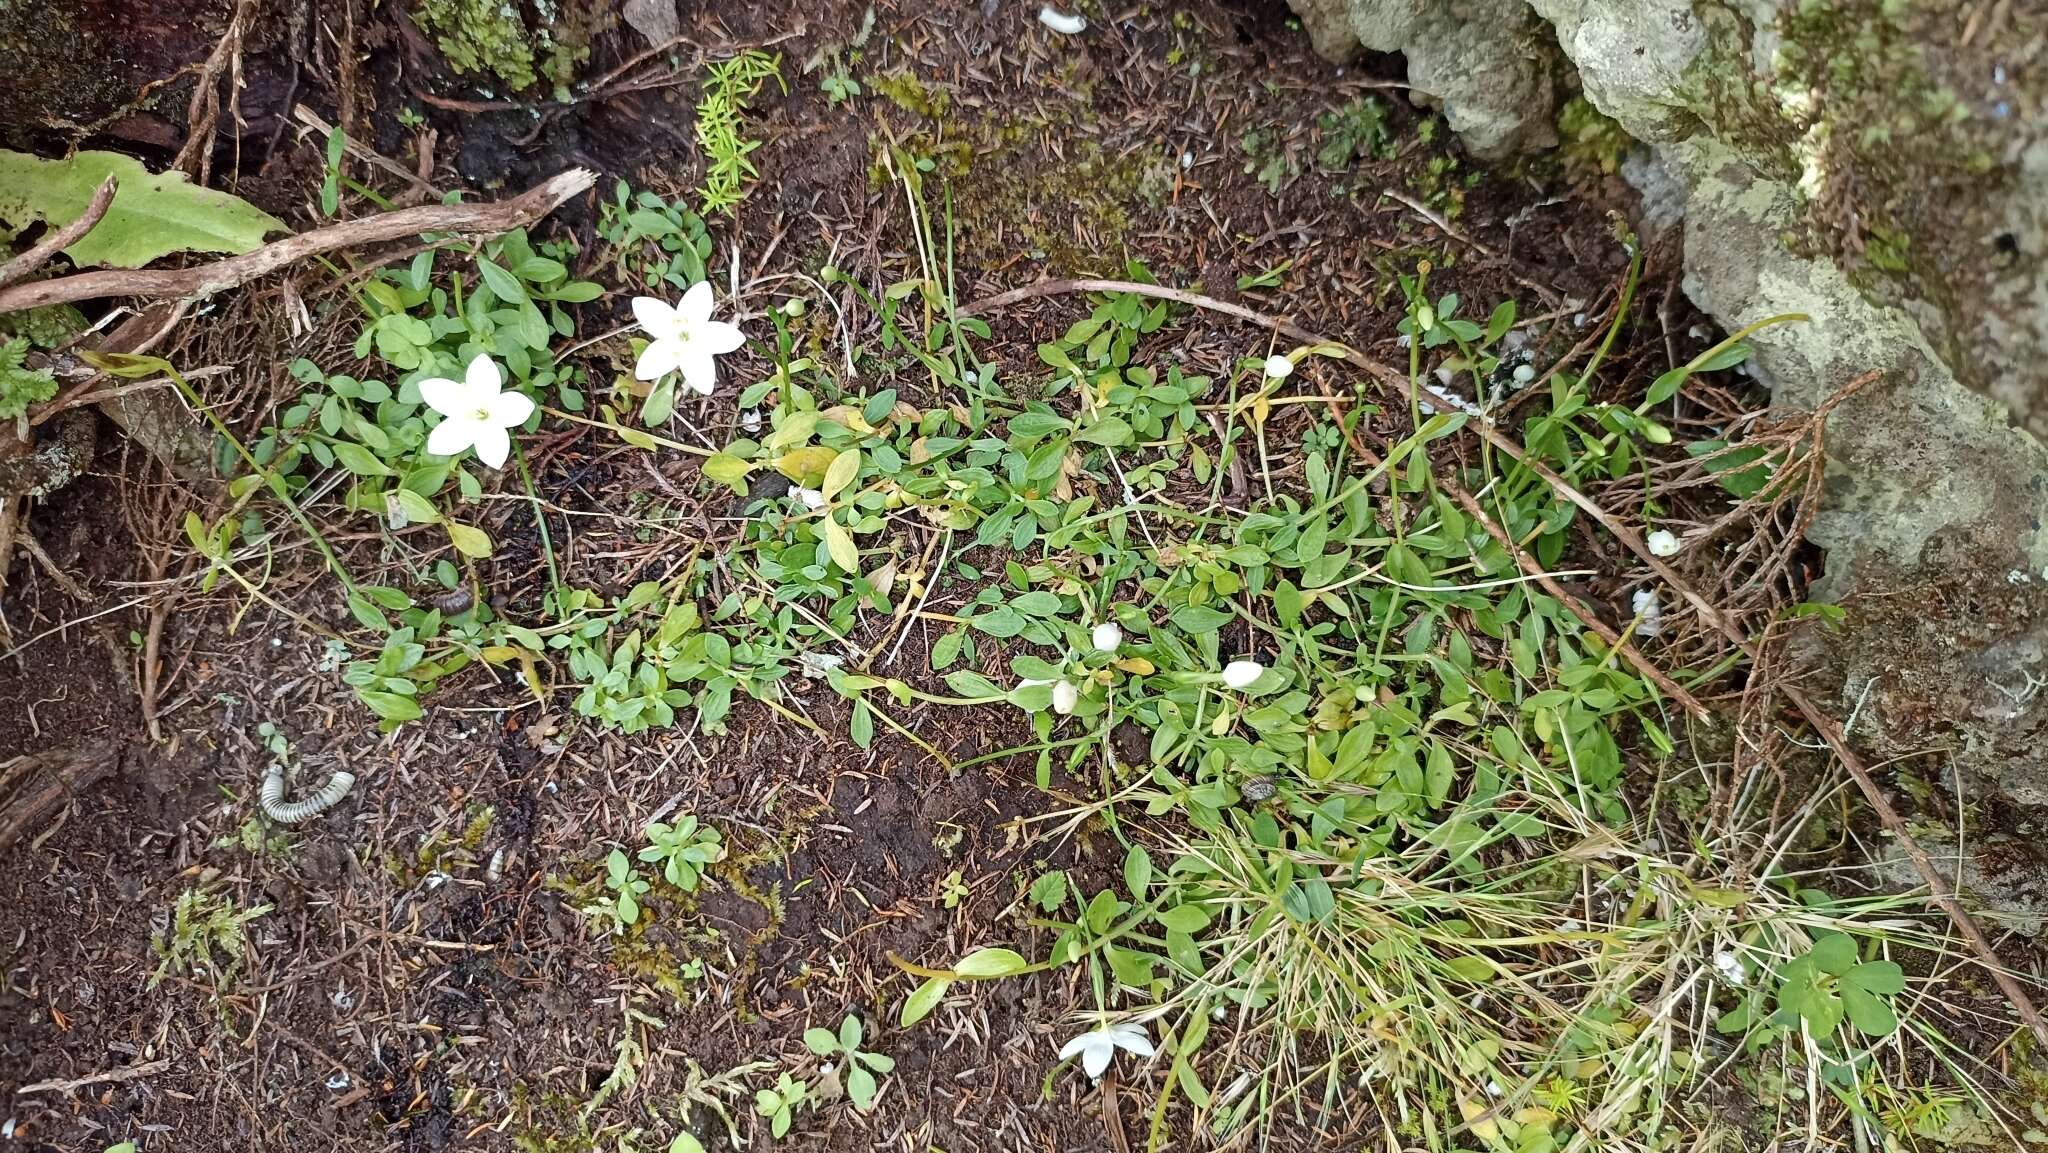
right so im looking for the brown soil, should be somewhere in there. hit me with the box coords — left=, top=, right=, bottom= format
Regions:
left=0, top=3, right=1692, bottom=1151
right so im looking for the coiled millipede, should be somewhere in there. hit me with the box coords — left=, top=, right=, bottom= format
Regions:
left=260, top=762, right=357, bottom=824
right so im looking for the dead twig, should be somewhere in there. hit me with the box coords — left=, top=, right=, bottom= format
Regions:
left=171, top=0, right=256, bottom=184
left=0, top=177, right=118, bottom=291
left=0, top=168, right=598, bottom=315
left=963, top=275, right=2048, bottom=1048
left=16, top=1057, right=172, bottom=1096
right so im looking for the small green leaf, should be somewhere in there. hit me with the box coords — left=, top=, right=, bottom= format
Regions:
left=1123, top=844, right=1153, bottom=899
left=476, top=258, right=528, bottom=304
left=358, top=690, right=422, bottom=722
left=953, top=947, right=1029, bottom=978
left=1842, top=984, right=1899, bottom=1036
left=1845, top=959, right=1905, bottom=996
left=1073, top=415, right=1133, bottom=446
left=901, top=976, right=950, bottom=1026
left=329, top=441, right=392, bottom=476
left=1809, top=933, right=1858, bottom=975
left=1646, top=366, right=1689, bottom=405
left=701, top=453, right=753, bottom=491
left=803, top=1027, right=838, bottom=1056
left=392, top=489, right=440, bottom=525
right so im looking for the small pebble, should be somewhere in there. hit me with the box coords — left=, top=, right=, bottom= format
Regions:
left=1511, top=363, right=1536, bottom=384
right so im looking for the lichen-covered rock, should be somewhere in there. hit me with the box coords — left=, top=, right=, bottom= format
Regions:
left=1287, top=0, right=1562, bottom=159
left=1674, top=136, right=2048, bottom=826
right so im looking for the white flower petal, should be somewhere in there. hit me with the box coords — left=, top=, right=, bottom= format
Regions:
left=1222, top=660, right=1264, bottom=690
left=795, top=487, right=828, bottom=511
left=463, top=354, right=503, bottom=403
left=1079, top=1039, right=1113, bottom=1080
left=487, top=389, right=535, bottom=429
left=1646, top=529, right=1680, bottom=557
left=1057, top=1033, right=1097, bottom=1063
left=427, top=415, right=480, bottom=458
left=679, top=280, right=716, bottom=324
left=631, top=295, right=679, bottom=339
left=1263, top=354, right=1294, bottom=380
left=1108, top=1022, right=1155, bottom=1058
left=697, top=319, right=747, bottom=355
left=469, top=422, right=512, bottom=470
left=635, top=337, right=683, bottom=383
left=678, top=347, right=719, bottom=396
left=417, top=376, right=469, bottom=420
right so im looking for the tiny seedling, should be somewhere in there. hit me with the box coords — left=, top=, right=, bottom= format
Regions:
left=803, top=1015, right=895, bottom=1112
left=752, top=1071, right=809, bottom=1139
left=640, top=816, right=724, bottom=891
left=593, top=849, right=652, bottom=931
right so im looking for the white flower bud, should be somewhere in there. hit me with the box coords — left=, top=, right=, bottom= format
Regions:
left=1052, top=680, right=1079, bottom=715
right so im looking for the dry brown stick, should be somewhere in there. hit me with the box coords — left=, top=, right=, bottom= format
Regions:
left=16, top=1056, right=173, bottom=1096
left=0, top=176, right=118, bottom=290
left=0, top=168, right=598, bottom=315
left=963, top=276, right=2048, bottom=1047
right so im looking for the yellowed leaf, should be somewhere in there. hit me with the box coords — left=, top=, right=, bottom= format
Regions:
left=822, top=448, right=861, bottom=500
left=775, top=445, right=838, bottom=486
left=821, top=516, right=859, bottom=574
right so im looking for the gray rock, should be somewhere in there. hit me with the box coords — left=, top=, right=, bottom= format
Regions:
left=1290, top=0, right=1561, bottom=160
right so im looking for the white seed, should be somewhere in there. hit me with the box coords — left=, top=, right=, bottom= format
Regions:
left=1038, top=5, right=1086, bottom=34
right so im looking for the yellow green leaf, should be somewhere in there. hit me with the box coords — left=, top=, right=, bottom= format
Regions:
left=701, top=453, right=754, bottom=491
left=446, top=521, right=492, bottom=558
left=392, top=489, right=440, bottom=524
left=822, top=448, right=861, bottom=500
left=775, top=445, right=837, bottom=487
left=821, top=516, right=858, bottom=573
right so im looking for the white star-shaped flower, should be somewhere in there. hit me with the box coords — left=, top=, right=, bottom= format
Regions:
left=631, top=282, right=746, bottom=396
left=420, top=354, right=533, bottom=470
left=1057, top=1022, right=1154, bottom=1080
